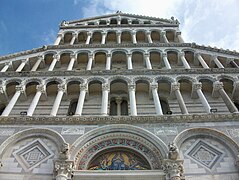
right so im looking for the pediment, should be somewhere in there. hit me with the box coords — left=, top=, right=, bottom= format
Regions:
left=62, top=12, right=178, bottom=27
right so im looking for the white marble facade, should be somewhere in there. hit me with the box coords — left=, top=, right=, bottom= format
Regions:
left=0, top=12, right=239, bottom=180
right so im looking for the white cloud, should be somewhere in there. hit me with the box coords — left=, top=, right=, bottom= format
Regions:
left=41, top=29, right=57, bottom=45
left=74, top=0, right=239, bottom=51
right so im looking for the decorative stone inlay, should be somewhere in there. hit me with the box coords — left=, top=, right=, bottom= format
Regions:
left=227, top=129, right=239, bottom=137
left=154, top=127, right=178, bottom=136
left=185, top=140, right=224, bottom=169
left=13, top=139, right=54, bottom=172
left=0, top=128, right=15, bottom=136
left=75, top=133, right=163, bottom=170
left=61, top=127, right=85, bottom=135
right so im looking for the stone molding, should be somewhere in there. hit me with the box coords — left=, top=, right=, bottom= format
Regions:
left=0, top=113, right=239, bottom=125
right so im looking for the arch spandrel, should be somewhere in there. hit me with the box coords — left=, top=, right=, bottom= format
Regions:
left=70, top=124, right=168, bottom=170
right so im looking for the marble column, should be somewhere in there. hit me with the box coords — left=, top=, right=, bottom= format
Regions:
left=54, top=160, right=74, bottom=180
left=151, top=83, right=163, bottom=115
left=86, top=32, right=92, bottom=44
left=101, top=32, right=107, bottom=44
left=195, top=53, right=209, bottom=69
left=232, top=81, right=239, bottom=100
left=193, top=83, right=211, bottom=113
left=127, top=53, right=133, bottom=70
left=67, top=54, right=76, bottom=70
left=1, top=62, right=12, bottom=72
left=106, top=54, right=111, bottom=70
left=54, top=34, right=63, bottom=45
left=31, top=56, right=44, bottom=71
left=229, top=59, right=239, bottom=68
left=162, top=159, right=184, bottom=180
left=176, top=32, right=184, bottom=43
left=128, top=84, right=137, bottom=116
left=115, top=97, right=122, bottom=116
left=144, top=53, right=152, bottom=69
left=86, top=54, right=93, bottom=70
left=212, top=56, right=224, bottom=68
left=171, top=83, right=188, bottom=114
left=70, top=33, right=77, bottom=45
left=50, top=84, right=66, bottom=116
left=132, top=32, right=137, bottom=44
left=75, top=84, right=88, bottom=116
left=179, top=52, right=190, bottom=69
left=146, top=31, right=153, bottom=43
left=116, top=32, right=121, bottom=44
left=161, top=31, right=169, bottom=43
left=213, top=82, right=238, bottom=113
left=27, top=84, right=45, bottom=116
left=162, top=53, right=172, bottom=69
left=1, top=85, right=25, bottom=116
left=16, top=58, right=29, bottom=72
left=101, top=83, right=109, bottom=115
left=48, top=54, right=59, bottom=71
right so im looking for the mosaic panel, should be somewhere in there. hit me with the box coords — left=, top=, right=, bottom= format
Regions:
left=13, top=139, right=54, bottom=172
left=185, top=140, right=224, bottom=169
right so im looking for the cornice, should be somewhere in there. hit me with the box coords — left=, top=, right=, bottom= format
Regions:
left=0, top=43, right=238, bottom=61
left=0, top=68, right=238, bottom=78
left=0, top=113, right=238, bottom=125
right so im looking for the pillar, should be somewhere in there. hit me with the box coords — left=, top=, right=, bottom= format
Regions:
left=67, top=54, right=76, bottom=70
left=128, top=84, right=137, bottom=116
left=232, top=81, right=239, bottom=99
left=144, top=53, right=152, bottom=69
left=106, top=54, right=111, bottom=70
left=50, top=84, right=66, bottom=116
left=75, top=84, right=88, bottom=116
left=195, top=53, right=209, bottom=68
left=70, top=33, right=77, bottom=45
left=229, top=59, right=239, bottom=68
left=31, top=56, right=43, bottom=71
left=1, top=62, right=12, bottom=72
left=179, top=52, right=190, bottom=69
left=162, top=53, right=171, bottom=69
left=27, top=85, right=45, bottom=116
left=171, top=83, right=188, bottom=114
left=101, top=32, right=107, bottom=44
left=1, top=85, right=25, bottom=116
left=16, top=58, right=29, bottom=72
left=127, top=53, right=133, bottom=70
left=116, top=32, right=121, bottom=44
left=176, top=32, right=184, bottom=43
left=101, top=83, right=109, bottom=115
left=161, top=31, right=169, bottom=43
left=193, top=83, right=211, bottom=113
left=146, top=31, right=153, bottom=43
left=132, top=32, right=137, bottom=44
left=54, top=34, right=63, bottom=45
left=151, top=83, right=163, bottom=115
left=86, top=32, right=92, bottom=44
left=86, top=54, right=93, bottom=70
left=48, top=54, right=59, bottom=71
left=115, top=97, right=122, bottom=116
left=213, top=82, right=238, bottom=113
left=212, top=56, right=224, bottom=68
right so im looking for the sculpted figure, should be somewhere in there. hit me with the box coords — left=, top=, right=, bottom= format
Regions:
left=168, top=143, right=179, bottom=160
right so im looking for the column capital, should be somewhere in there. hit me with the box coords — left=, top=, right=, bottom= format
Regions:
left=178, top=52, right=185, bottom=57
left=150, top=83, right=158, bottom=90
left=176, top=31, right=182, bottom=35
left=4, top=61, right=12, bottom=67
left=162, top=159, right=184, bottom=180
left=211, top=55, right=218, bottom=60
left=87, top=32, right=92, bottom=36
left=53, top=159, right=74, bottom=180
left=53, top=54, right=60, bottom=60
left=106, top=53, right=111, bottom=58
left=144, top=53, right=150, bottom=58
left=0, top=85, right=6, bottom=94
left=160, top=31, right=166, bottom=35
left=128, top=84, right=136, bottom=91
left=80, top=83, right=88, bottom=91
left=171, top=83, right=180, bottom=91
left=116, top=31, right=121, bottom=35
left=115, top=97, right=122, bottom=104
left=192, top=82, right=202, bottom=91
left=127, top=53, right=132, bottom=57
left=162, top=52, right=167, bottom=57
left=213, top=81, right=223, bottom=91
left=70, top=53, right=76, bottom=59
left=57, top=84, right=67, bottom=92
left=101, top=31, right=107, bottom=36
left=102, top=83, right=110, bottom=91
left=131, top=31, right=136, bottom=35
left=37, top=55, right=44, bottom=61
left=88, top=53, right=94, bottom=58
left=146, top=31, right=151, bottom=35
left=15, top=85, right=25, bottom=93
left=72, top=32, right=78, bottom=37
left=36, top=84, right=46, bottom=93
left=233, top=81, right=239, bottom=88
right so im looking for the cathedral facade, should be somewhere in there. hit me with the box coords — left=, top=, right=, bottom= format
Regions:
left=0, top=12, right=239, bottom=180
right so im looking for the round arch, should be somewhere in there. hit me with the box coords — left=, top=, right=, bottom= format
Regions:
left=70, top=124, right=168, bottom=170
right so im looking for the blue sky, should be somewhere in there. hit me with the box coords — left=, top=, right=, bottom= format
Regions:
left=0, top=0, right=239, bottom=56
